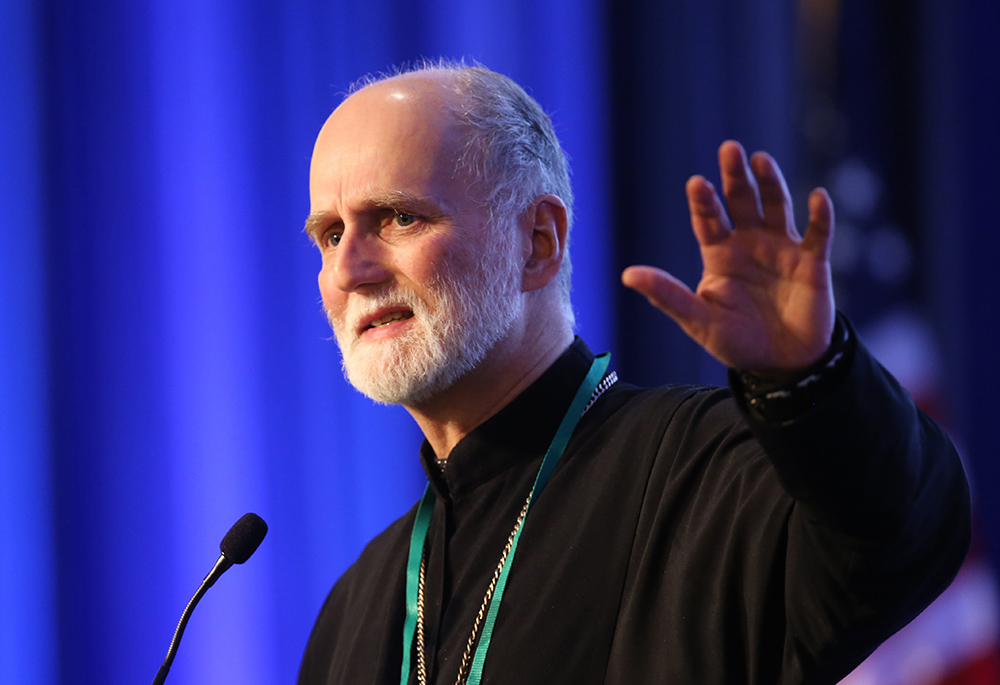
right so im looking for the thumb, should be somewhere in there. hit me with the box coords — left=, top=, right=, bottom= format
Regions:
left=622, top=265, right=706, bottom=333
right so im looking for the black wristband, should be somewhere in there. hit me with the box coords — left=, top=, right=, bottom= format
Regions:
left=730, top=315, right=855, bottom=424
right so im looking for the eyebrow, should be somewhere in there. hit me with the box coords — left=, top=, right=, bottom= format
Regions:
left=303, top=211, right=335, bottom=242
left=303, top=191, right=445, bottom=241
left=369, top=190, right=441, bottom=211
left=304, top=212, right=337, bottom=242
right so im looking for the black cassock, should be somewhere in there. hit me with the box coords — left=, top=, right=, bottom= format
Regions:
left=299, top=326, right=970, bottom=685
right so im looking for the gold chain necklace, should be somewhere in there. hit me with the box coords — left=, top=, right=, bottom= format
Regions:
left=415, top=371, right=617, bottom=685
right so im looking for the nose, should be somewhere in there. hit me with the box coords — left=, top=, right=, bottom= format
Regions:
left=325, top=229, right=390, bottom=293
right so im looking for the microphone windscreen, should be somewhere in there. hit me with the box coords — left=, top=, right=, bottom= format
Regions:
left=220, top=513, right=268, bottom=564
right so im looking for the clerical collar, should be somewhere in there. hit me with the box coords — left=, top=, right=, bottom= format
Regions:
left=419, top=337, right=598, bottom=500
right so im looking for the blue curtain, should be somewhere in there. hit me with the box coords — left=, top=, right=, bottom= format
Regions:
left=2, top=0, right=997, bottom=683
left=3, top=1, right=612, bottom=683
left=1, top=2, right=56, bottom=682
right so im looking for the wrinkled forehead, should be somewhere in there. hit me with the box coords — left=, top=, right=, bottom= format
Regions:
left=309, top=74, right=486, bottom=215
left=309, top=74, right=486, bottom=207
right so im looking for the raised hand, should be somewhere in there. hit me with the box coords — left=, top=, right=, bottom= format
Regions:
left=621, top=141, right=835, bottom=379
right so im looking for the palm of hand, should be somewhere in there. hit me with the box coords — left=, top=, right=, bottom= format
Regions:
left=622, top=141, right=835, bottom=377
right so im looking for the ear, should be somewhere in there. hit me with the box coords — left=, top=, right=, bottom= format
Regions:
left=521, top=194, right=568, bottom=292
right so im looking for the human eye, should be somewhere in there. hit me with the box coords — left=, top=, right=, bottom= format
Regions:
left=393, top=211, right=419, bottom=227
left=319, top=227, right=343, bottom=248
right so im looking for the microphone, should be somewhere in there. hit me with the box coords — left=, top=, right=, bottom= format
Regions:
left=152, top=513, right=268, bottom=685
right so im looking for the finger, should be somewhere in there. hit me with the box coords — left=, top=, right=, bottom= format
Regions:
left=750, top=152, right=799, bottom=239
left=719, top=141, right=763, bottom=229
left=686, top=176, right=731, bottom=246
left=622, top=265, right=708, bottom=335
left=802, top=188, right=835, bottom=259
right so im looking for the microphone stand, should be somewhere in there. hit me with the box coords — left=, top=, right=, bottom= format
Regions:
left=151, top=555, right=232, bottom=685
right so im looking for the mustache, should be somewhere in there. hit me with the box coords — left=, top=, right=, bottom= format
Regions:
left=326, top=287, right=425, bottom=335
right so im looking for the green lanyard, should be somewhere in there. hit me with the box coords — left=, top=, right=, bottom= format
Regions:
left=400, top=353, right=610, bottom=685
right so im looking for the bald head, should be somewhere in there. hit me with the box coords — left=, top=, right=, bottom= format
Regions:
left=311, top=63, right=575, bottom=324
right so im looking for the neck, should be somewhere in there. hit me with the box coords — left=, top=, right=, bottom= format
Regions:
left=404, top=321, right=573, bottom=459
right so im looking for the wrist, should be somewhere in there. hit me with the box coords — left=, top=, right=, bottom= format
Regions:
left=731, top=315, right=853, bottom=423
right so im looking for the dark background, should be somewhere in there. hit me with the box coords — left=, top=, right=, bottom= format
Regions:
left=2, top=0, right=997, bottom=682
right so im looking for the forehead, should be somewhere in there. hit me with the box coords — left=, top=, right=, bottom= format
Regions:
left=309, top=75, right=472, bottom=212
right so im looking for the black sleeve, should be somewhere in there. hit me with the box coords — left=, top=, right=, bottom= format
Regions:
left=730, top=317, right=972, bottom=680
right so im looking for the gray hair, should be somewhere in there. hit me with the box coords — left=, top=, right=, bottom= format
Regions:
left=349, top=59, right=575, bottom=324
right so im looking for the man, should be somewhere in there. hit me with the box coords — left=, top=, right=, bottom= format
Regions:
left=299, top=63, right=970, bottom=684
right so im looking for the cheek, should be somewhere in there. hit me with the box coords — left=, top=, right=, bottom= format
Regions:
left=416, top=235, right=478, bottom=279
left=317, top=265, right=342, bottom=310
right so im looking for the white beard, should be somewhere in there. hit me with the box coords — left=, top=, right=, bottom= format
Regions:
left=329, top=242, right=523, bottom=405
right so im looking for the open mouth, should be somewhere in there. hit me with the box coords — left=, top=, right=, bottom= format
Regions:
left=366, top=310, right=414, bottom=330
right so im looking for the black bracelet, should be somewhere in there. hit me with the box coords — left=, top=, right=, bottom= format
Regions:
left=732, top=316, right=854, bottom=424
